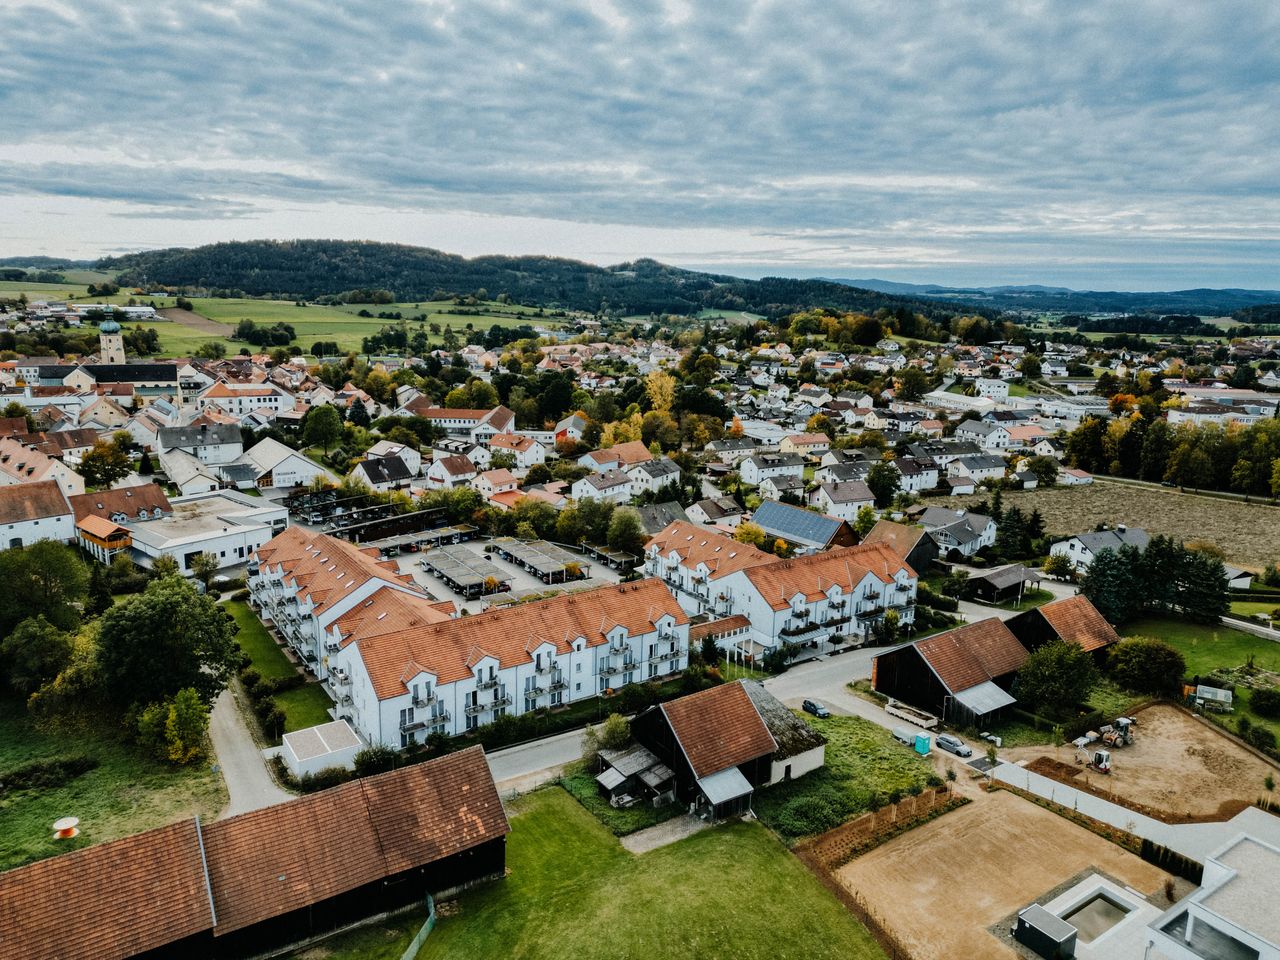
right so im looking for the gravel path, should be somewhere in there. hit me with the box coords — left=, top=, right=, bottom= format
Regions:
left=621, top=814, right=709, bottom=854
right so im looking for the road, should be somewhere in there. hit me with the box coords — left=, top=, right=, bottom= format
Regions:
left=487, top=727, right=587, bottom=794
left=209, top=688, right=293, bottom=818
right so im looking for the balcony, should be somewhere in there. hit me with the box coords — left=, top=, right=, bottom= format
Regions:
left=476, top=677, right=500, bottom=691
left=650, top=646, right=685, bottom=663
left=430, top=709, right=451, bottom=724
left=526, top=684, right=546, bottom=698
left=324, top=640, right=341, bottom=654
left=412, top=691, right=437, bottom=708
left=549, top=678, right=568, bottom=692
left=401, top=718, right=428, bottom=732
left=609, top=640, right=630, bottom=654
left=856, top=606, right=885, bottom=620
left=464, top=701, right=488, bottom=716
left=535, top=660, right=558, bottom=675
left=332, top=671, right=351, bottom=686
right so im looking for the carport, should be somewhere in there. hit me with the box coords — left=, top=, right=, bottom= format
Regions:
left=695, top=767, right=754, bottom=820
left=419, top=545, right=512, bottom=598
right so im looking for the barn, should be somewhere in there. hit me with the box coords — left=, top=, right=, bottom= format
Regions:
left=1006, top=595, right=1120, bottom=661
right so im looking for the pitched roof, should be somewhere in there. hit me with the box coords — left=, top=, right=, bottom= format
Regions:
left=433, top=454, right=476, bottom=477
left=80, top=363, right=179, bottom=383
left=861, top=519, right=928, bottom=557
left=661, top=681, right=777, bottom=778
left=644, top=521, right=774, bottom=581
left=0, top=478, right=69, bottom=524
left=585, top=440, right=652, bottom=467
left=157, top=422, right=242, bottom=449
left=1035, top=595, right=1121, bottom=652
left=489, top=432, right=537, bottom=451
left=346, top=578, right=686, bottom=695
left=356, top=455, right=413, bottom=485
left=68, top=483, right=172, bottom=522
left=912, top=619, right=1028, bottom=694
left=751, top=499, right=848, bottom=549
left=741, top=542, right=915, bottom=611
left=818, top=479, right=874, bottom=504
left=739, top=680, right=827, bottom=760
left=0, top=818, right=214, bottom=960
left=252, top=527, right=419, bottom=616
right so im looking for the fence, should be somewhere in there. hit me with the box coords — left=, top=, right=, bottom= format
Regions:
left=796, top=787, right=964, bottom=870
left=399, top=895, right=437, bottom=960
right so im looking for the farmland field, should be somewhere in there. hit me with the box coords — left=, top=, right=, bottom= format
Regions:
left=954, top=482, right=1280, bottom=569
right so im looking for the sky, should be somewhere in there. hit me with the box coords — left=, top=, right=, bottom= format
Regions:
left=1, top=0, right=1279, bottom=290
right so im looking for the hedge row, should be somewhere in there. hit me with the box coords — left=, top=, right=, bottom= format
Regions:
left=0, top=755, right=99, bottom=793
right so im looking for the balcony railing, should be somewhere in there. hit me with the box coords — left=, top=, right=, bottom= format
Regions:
left=332, top=672, right=351, bottom=686
left=856, top=606, right=885, bottom=620
left=549, top=679, right=568, bottom=692
left=412, top=691, right=437, bottom=708
left=535, top=660, right=558, bottom=675
left=526, top=685, right=546, bottom=698
left=780, top=620, right=824, bottom=638
left=401, top=718, right=428, bottom=732
left=650, top=646, right=685, bottom=663
left=476, top=677, right=500, bottom=691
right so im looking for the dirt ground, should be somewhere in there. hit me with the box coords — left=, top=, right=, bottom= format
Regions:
left=953, top=482, right=1280, bottom=569
left=158, top=305, right=231, bottom=336
left=835, top=789, right=1170, bottom=960
left=1003, top=704, right=1277, bottom=821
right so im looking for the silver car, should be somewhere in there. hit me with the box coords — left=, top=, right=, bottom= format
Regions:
left=935, top=733, right=973, bottom=757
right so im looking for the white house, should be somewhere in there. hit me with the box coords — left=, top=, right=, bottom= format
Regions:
left=0, top=479, right=73, bottom=548
left=410, top=405, right=516, bottom=444
left=920, top=507, right=997, bottom=558
left=197, top=382, right=295, bottom=418
left=124, top=489, right=288, bottom=574
left=954, top=419, right=1011, bottom=451
left=472, top=468, right=519, bottom=500
left=686, top=496, right=746, bottom=529
left=811, top=480, right=875, bottom=521
left=739, top=452, right=805, bottom=487
left=224, top=437, right=330, bottom=490
left=1049, top=525, right=1150, bottom=573
left=627, top=458, right=682, bottom=495
left=0, top=437, right=85, bottom=496
left=975, top=378, right=1009, bottom=401
left=156, top=422, right=244, bottom=465
left=349, top=455, right=414, bottom=492
left=572, top=469, right=633, bottom=504
left=365, top=439, right=422, bottom=476
left=424, top=454, right=478, bottom=489
left=947, top=454, right=1007, bottom=484
left=488, top=432, right=547, bottom=474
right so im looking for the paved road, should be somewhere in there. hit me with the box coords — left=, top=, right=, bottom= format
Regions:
left=209, top=688, right=292, bottom=818
left=487, top=727, right=587, bottom=794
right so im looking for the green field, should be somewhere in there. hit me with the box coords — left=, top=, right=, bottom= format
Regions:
left=316, top=788, right=886, bottom=960
left=0, top=696, right=227, bottom=871
left=225, top=600, right=333, bottom=734
left=0, top=279, right=91, bottom=300
left=753, top=714, right=935, bottom=840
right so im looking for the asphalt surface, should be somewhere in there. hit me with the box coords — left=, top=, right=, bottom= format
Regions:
left=208, top=688, right=292, bottom=818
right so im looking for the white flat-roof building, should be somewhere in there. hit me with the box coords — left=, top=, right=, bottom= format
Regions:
left=126, top=489, right=288, bottom=573
left=280, top=719, right=363, bottom=778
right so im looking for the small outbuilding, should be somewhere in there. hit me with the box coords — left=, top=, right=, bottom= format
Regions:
left=1014, top=903, right=1077, bottom=959
left=281, top=719, right=363, bottom=778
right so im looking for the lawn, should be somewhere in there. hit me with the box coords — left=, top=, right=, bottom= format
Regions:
left=1230, top=600, right=1279, bottom=620
left=1130, top=616, right=1280, bottom=741
left=419, top=788, right=887, bottom=960
left=720, top=661, right=769, bottom=683
left=993, top=587, right=1055, bottom=611
left=559, top=762, right=681, bottom=835
left=0, top=279, right=91, bottom=299
left=0, top=696, right=227, bottom=871
left=225, top=600, right=334, bottom=733
left=753, top=714, right=935, bottom=841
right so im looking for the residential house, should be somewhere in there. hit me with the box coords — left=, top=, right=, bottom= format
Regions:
left=704, top=438, right=757, bottom=465
left=0, top=437, right=84, bottom=495
left=861, top=519, right=939, bottom=573
left=0, top=479, right=73, bottom=548
left=365, top=439, right=422, bottom=476
left=488, top=433, right=547, bottom=474
left=919, top=507, right=997, bottom=559
left=627, top=457, right=682, bottom=495
left=1049, top=525, right=1150, bottom=572
left=759, top=474, right=805, bottom=502
left=196, top=382, right=294, bottom=418
left=892, top=456, right=941, bottom=493
left=222, top=437, right=330, bottom=490
left=554, top=412, right=588, bottom=445
left=69, top=483, right=172, bottom=563
left=947, top=454, right=1007, bottom=484
left=739, top=452, right=805, bottom=487
left=632, top=502, right=690, bottom=537
left=810, top=480, right=875, bottom=521
left=750, top=499, right=858, bottom=555
left=779, top=432, right=830, bottom=459
left=686, top=496, right=746, bottom=529
left=579, top=440, right=653, bottom=473
left=157, top=422, right=244, bottom=465
left=411, top=405, right=516, bottom=444
left=571, top=469, right=633, bottom=504
left=642, top=521, right=775, bottom=617
left=472, top=469, right=519, bottom=503
left=349, top=456, right=414, bottom=492
left=424, top=454, right=478, bottom=490
left=954, top=419, right=1012, bottom=451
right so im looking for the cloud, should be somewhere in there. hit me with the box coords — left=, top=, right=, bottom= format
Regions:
left=1, top=0, right=1279, bottom=286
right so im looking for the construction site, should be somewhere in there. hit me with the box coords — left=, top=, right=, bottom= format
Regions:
left=1002, top=704, right=1277, bottom=822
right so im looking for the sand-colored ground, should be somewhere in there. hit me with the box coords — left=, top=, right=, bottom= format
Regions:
left=1003, top=704, right=1276, bottom=821
left=835, top=789, right=1170, bottom=960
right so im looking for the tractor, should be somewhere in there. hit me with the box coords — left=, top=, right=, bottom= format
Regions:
left=1100, top=717, right=1136, bottom=748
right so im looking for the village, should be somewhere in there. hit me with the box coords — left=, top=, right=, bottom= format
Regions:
left=1, top=298, right=1279, bottom=960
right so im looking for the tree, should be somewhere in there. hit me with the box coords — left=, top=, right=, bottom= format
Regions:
left=1014, top=639, right=1100, bottom=716
left=735, top=521, right=765, bottom=547
left=189, top=553, right=219, bottom=593
left=865, top=460, right=901, bottom=509
left=1025, top=455, right=1059, bottom=487
left=347, top=398, right=371, bottom=427
left=700, top=634, right=722, bottom=666
left=606, top=508, right=646, bottom=557
left=1042, top=553, right=1074, bottom=580
left=96, top=576, right=239, bottom=707
left=897, top=366, right=928, bottom=402
left=598, top=713, right=630, bottom=750
left=165, top=688, right=210, bottom=764
left=854, top=504, right=878, bottom=538
left=151, top=553, right=181, bottom=579
left=85, top=564, right=114, bottom=616
left=79, top=439, right=132, bottom=488
left=138, top=449, right=154, bottom=475
left=0, top=540, right=88, bottom=634
left=1107, top=637, right=1186, bottom=695
left=0, top=615, right=73, bottom=695
left=728, top=416, right=744, bottom=439
left=194, top=341, right=226, bottom=360
left=645, top=370, right=676, bottom=415
left=303, top=404, right=343, bottom=452
left=1079, top=547, right=1140, bottom=626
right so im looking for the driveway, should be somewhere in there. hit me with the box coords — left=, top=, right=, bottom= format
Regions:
left=209, top=688, right=292, bottom=818
left=486, top=727, right=587, bottom=794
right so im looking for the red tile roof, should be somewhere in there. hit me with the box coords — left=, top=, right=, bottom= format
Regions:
left=1036, top=595, right=1120, bottom=652
left=644, top=521, right=774, bottom=581
left=0, top=478, right=69, bottom=524
left=252, top=527, right=420, bottom=615
left=913, top=618, right=1028, bottom=694
left=661, top=681, right=776, bottom=778
left=742, top=542, right=915, bottom=611
left=68, top=482, right=171, bottom=522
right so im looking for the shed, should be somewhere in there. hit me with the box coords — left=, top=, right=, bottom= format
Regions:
left=281, top=719, right=363, bottom=778
left=1195, top=684, right=1234, bottom=712
left=1014, top=903, right=1077, bottom=959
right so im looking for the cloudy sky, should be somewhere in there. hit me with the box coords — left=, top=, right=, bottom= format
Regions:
left=2, top=0, right=1279, bottom=289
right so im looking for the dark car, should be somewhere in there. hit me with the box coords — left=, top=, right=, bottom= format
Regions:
left=802, top=699, right=830, bottom=719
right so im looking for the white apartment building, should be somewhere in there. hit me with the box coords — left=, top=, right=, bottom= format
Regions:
left=739, top=452, right=805, bottom=487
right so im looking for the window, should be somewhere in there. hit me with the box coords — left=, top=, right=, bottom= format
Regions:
left=466, top=713, right=477, bottom=731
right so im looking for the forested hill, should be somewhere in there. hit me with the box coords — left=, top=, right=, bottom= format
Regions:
left=95, top=240, right=979, bottom=319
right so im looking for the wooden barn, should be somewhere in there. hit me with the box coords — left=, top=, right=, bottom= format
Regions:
left=1006, top=594, right=1120, bottom=661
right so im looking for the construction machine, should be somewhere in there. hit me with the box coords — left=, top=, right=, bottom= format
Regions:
left=1100, top=717, right=1136, bottom=748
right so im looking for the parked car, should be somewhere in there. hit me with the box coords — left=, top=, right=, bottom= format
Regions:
left=935, top=733, right=973, bottom=757
left=802, top=699, right=830, bottom=719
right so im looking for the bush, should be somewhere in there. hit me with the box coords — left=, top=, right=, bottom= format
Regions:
left=1251, top=686, right=1280, bottom=719
left=1245, top=726, right=1278, bottom=752
left=916, top=583, right=958, bottom=612
left=353, top=745, right=397, bottom=777
left=1107, top=637, right=1186, bottom=695
left=297, top=765, right=355, bottom=793
left=231, top=588, right=251, bottom=602
left=238, top=667, right=261, bottom=690
left=618, top=682, right=658, bottom=714
left=0, top=755, right=99, bottom=792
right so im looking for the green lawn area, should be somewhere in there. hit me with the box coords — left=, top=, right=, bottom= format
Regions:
left=1230, top=600, right=1279, bottom=620
left=1131, top=616, right=1280, bottom=741
left=0, top=696, right=227, bottom=871
left=974, top=677, right=1146, bottom=749
left=0, top=279, right=91, bottom=299
left=720, top=661, right=769, bottom=683
left=559, top=762, right=681, bottom=835
left=753, top=714, right=935, bottom=841
left=225, top=600, right=334, bottom=733
left=417, top=788, right=886, bottom=960
left=993, top=587, right=1055, bottom=611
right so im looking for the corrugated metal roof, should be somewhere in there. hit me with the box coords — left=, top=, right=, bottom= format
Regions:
left=953, top=680, right=1016, bottom=716
left=697, top=766, right=753, bottom=805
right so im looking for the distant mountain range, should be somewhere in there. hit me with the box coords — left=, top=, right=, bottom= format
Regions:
left=818, top=278, right=1280, bottom=316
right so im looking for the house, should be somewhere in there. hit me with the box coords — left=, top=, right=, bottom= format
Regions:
left=120, top=489, right=287, bottom=574
left=1049, top=525, right=1150, bottom=572
left=861, top=519, right=939, bottom=573
left=158, top=449, right=222, bottom=496
left=223, top=437, right=330, bottom=490
left=196, top=381, right=294, bottom=418
left=892, top=456, right=941, bottom=493
left=472, top=468, right=519, bottom=501
left=364, top=439, right=422, bottom=476
left=349, top=455, right=414, bottom=492
left=947, top=454, right=1007, bottom=484
left=579, top=440, right=653, bottom=473
left=1059, top=466, right=1093, bottom=485
left=0, top=437, right=85, bottom=495
left=632, top=501, right=690, bottom=537
left=571, top=468, right=633, bottom=504
left=687, top=496, right=746, bottom=529
left=156, top=422, right=244, bottom=465
left=70, top=484, right=172, bottom=563
left=739, top=451, right=805, bottom=487
left=0, top=750, right=509, bottom=960
left=779, top=432, right=830, bottom=459
left=627, top=457, right=682, bottom=495
left=968, top=563, right=1043, bottom=604
left=0, top=479, right=73, bottom=548
left=642, top=521, right=776, bottom=616
left=411, top=405, right=516, bottom=444
left=704, top=438, right=757, bottom=465
left=872, top=618, right=1028, bottom=726
left=1034, top=437, right=1067, bottom=459
left=318, top=575, right=689, bottom=744
left=424, top=454, right=478, bottom=489
left=488, top=432, right=547, bottom=473
left=1146, top=834, right=1280, bottom=960
left=1006, top=595, right=1121, bottom=657
left=919, top=507, right=997, bottom=559
left=554, top=412, right=588, bottom=445
left=758, top=474, right=805, bottom=501
left=975, top=377, right=1009, bottom=401
left=631, top=680, right=825, bottom=821
left=751, top=499, right=858, bottom=555
left=955, top=419, right=1012, bottom=450
left=810, top=480, right=875, bottom=521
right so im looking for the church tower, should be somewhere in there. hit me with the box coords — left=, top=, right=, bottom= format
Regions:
left=98, top=317, right=125, bottom=364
